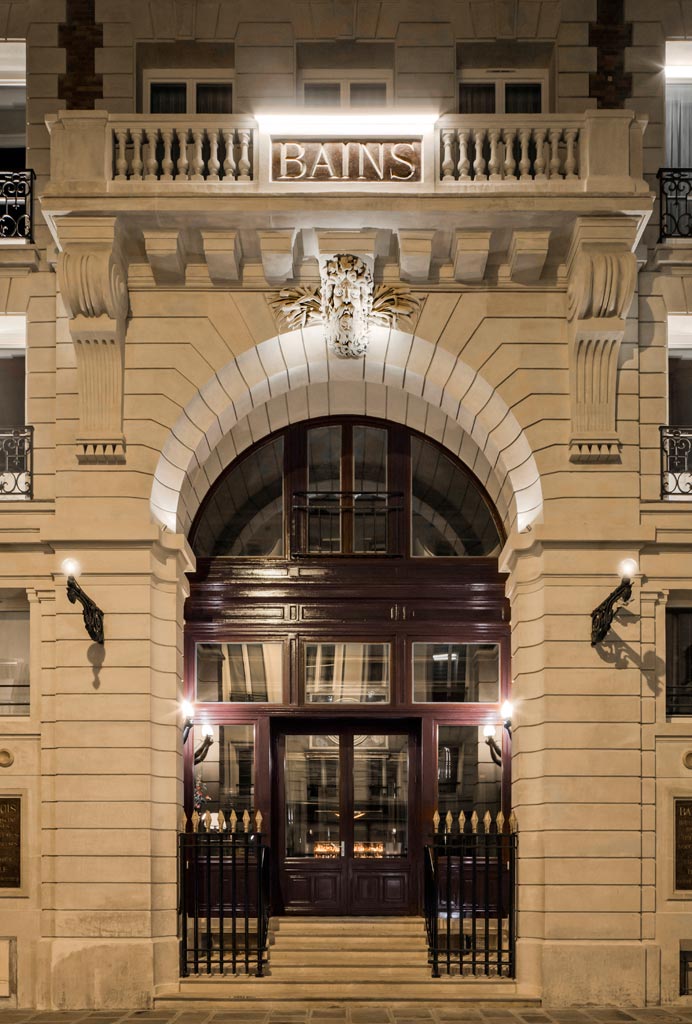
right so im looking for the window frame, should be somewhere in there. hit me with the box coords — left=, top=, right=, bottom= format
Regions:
left=299, top=68, right=393, bottom=108
left=458, top=67, right=549, bottom=114
left=142, top=67, right=234, bottom=115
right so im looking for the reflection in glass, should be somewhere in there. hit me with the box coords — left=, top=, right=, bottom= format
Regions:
left=191, top=436, right=284, bottom=557
left=353, top=425, right=388, bottom=553
left=411, top=436, right=501, bottom=557
left=196, top=642, right=282, bottom=702
left=192, top=723, right=254, bottom=816
left=285, top=735, right=340, bottom=857
left=307, top=426, right=342, bottom=553
left=353, top=734, right=407, bottom=858
left=305, top=643, right=390, bottom=703
left=0, top=609, right=29, bottom=715
left=437, top=725, right=501, bottom=820
left=413, top=643, right=499, bottom=703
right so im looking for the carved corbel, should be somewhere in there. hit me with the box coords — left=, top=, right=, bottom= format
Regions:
left=56, top=219, right=129, bottom=464
left=566, top=222, right=637, bottom=464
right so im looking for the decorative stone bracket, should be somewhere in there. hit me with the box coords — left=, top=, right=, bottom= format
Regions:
left=55, top=218, right=129, bottom=464
left=565, top=218, right=638, bottom=464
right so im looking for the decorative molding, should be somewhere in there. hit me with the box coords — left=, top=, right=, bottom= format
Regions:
left=270, top=255, right=420, bottom=359
left=258, top=229, right=296, bottom=284
left=452, top=230, right=492, bottom=284
left=55, top=217, right=129, bottom=464
left=567, top=249, right=636, bottom=323
left=507, top=230, right=551, bottom=284
left=201, top=230, right=243, bottom=283
left=143, top=229, right=188, bottom=285
left=398, top=230, right=436, bottom=283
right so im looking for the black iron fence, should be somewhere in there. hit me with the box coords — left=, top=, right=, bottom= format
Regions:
left=291, top=490, right=403, bottom=556
left=179, top=810, right=270, bottom=977
left=0, top=171, right=35, bottom=242
left=0, top=427, right=34, bottom=499
left=424, top=809, right=517, bottom=978
left=657, top=168, right=692, bottom=241
left=660, top=426, right=692, bottom=498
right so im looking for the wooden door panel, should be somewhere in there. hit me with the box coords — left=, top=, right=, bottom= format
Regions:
left=348, top=861, right=411, bottom=914
left=282, top=863, right=342, bottom=913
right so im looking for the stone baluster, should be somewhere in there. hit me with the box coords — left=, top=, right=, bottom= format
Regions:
left=238, top=129, right=252, bottom=181
left=208, top=128, right=220, bottom=181
left=518, top=127, right=531, bottom=180
left=191, top=128, right=205, bottom=181
left=564, top=128, right=578, bottom=180
left=457, top=128, right=471, bottom=180
left=130, top=129, right=143, bottom=180
left=177, top=127, right=189, bottom=180
left=161, top=128, right=174, bottom=181
left=488, top=127, right=502, bottom=181
left=533, top=126, right=547, bottom=180
left=144, top=128, right=159, bottom=180
left=548, top=127, right=563, bottom=179
left=114, top=129, right=129, bottom=180
left=222, top=128, right=237, bottom=180
left=503, top=127, right=517, bottom=180
left=441, top=128, right=456, bottom=181
left=472, top=127, right=487, bottom=181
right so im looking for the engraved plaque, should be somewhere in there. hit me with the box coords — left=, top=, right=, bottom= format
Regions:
left=0, top=797, right=20, bottom=888
left=270, top=139, right=422, bottom=183
left=676, top=799, right=692, bottom=890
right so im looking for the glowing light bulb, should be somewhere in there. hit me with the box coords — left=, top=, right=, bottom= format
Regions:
left=483, top=724, right=496, bottom=738
left=61, top=557, right=81, bottom=578
left=618, top=558, right=638, bottom=580
left=201, top=722, right=213, bottom=738
left=501, top=700, right=513, bottom=722
left=181, top=700, right=194, bottom=721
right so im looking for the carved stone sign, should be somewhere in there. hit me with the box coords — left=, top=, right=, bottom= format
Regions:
left=0, top=797, right=20, bottom=888
left=676, top=799, right=692, bottom=890
left=270, top=139, right=422, bottom=183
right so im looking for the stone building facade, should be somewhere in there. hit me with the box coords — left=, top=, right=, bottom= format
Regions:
left=1, top=0, right=692, bottom=1010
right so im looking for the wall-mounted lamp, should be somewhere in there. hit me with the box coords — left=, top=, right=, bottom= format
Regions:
left=501, top=700, right=513, bottom=738
left=181, top=700, right=194, bottom=744
left=483, top=724, right=502, bottom=766
left=61, top=559, right=104, bottom=644
left=590, top=558, right=638, bottom=647
left=194, top=722, right=214, bottom=765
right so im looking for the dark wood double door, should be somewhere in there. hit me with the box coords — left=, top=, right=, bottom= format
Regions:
left=274, top=721, right=420, bottom=915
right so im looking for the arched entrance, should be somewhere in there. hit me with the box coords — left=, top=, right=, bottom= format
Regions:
left=183, top=416, right=510, bottom=916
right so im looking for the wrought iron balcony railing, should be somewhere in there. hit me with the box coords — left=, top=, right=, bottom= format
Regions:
left=657, top=168, right=692, bottom=241
left=0, top=426, right=34, bottom=499
left=0, top=170, right=35, bottom=242
left=291, top=491, right=403, bottom=557
left=667, top=684, right=692, bottom=717
left=661, top=426, right=692, bottom=498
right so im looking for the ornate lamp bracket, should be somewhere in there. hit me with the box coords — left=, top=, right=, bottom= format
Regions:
left=590, top=577, right=633, bottom=646
left=66, top=575, right=105, bottom=644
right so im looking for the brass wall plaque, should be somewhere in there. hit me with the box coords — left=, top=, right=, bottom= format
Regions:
left=676, top=799, right=692, bottom=890
left=0, top=797, right=20, bottom=889
left=270, top=139, right=422, bottom=183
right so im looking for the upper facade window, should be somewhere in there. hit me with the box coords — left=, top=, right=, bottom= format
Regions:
left=0, top=593, right=29, bottom=716
left=143, top=69, right=233, bottom=114
left=666, top=608, right=692, bottom=715
left=300, top=70, right=391, bottom=108
left=0, top=41, right=26, bottom=169
left=190, top=419, right=503, bottom=560
left=458, top=69, right=546, bottom=115
left=665, top=41, right=692, bottom=166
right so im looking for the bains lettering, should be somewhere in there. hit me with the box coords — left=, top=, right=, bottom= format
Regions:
left=272, top=139, right=421, bottom=183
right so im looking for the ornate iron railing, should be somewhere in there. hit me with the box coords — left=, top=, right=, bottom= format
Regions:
left=179, top=811, right=270, bottom=977
left=0, top=170, right=35, bottom=241
left=657, top=168, right=692, bottom=241
left=667, top=685, right=692, bottom=717
left=291, top=490, right=403, bottom=556
left=0, top=427, right=33, bottom=499
left=424, top=810, right=517, bottom=978
left=660, top=426, right=692, bottom=498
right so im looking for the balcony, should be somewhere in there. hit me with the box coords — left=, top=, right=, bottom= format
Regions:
left=0, top=170, right=35, bottom=242
left=0, top=426, right=33, bottom=499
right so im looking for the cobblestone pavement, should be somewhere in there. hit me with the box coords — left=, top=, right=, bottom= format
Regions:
left=3, top=1008, right=692, bottom=1024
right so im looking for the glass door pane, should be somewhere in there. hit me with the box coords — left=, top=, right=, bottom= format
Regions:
left=307, top=425, right=342, bottom=552
left=353, top=425, right=388, bottom=553
left=352, top=734, right=408, bottom=858
left=285, top=734, right=341, bottom=858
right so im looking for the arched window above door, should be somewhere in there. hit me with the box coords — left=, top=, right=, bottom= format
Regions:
left=190, top=419, right=504, bottom=559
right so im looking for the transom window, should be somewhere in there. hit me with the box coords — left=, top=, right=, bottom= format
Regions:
left=190, top=420, right=503, bottom=560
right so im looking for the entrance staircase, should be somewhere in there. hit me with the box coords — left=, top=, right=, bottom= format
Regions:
left=156, top=917, right=538, bottom=1008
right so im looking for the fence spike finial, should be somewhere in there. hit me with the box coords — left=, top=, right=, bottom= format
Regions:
left=471, top=810, right=479, bottom=834
left=243, top=809, right=251, bottom=833
left=203, top=809, right=212, bottom=832
left=445, top=810, right=453, bottom=834
left=458, top=810, right=466, bottom=834
left=496, top=809, right=505, bottom=834
left=191, top=810, right=200, bottom=833
left=509, top=810, right=518, bottom=833
left=180, top=808, right=188, bottom=833
left=255, top=809, right=263, bottom=834
left=433, top=809, right=440, bottom=833
left=217, top=809, right=226, bottom=832
left=230, top=808, right=238, bottom=832
left=483, top=810, right=492, bottom=834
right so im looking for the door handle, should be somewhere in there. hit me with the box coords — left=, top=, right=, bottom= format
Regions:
left=341, top=841, right=345, bottom=857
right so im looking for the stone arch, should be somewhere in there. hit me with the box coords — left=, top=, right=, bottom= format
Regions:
left=150, top=325, right=543, bottom=536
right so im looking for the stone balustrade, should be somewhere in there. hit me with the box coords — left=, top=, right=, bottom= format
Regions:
left=111, top=118, right=254, bottom=183
left=438, top=116, right=581, bottom=183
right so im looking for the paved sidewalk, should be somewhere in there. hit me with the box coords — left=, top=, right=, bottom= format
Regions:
left=2, top=1008, right=692, bottom=1024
